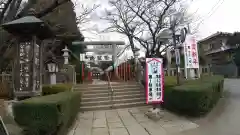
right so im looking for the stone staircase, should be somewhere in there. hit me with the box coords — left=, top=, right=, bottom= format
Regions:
left=73, top=82, right=147, bottom=111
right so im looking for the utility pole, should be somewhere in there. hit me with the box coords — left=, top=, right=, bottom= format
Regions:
left=172, top=29, right=180, bottom=85
left=171, top=16, right=180, bottom=85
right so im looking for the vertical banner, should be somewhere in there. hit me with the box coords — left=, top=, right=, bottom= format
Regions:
left=184, top=35, right=199, bottom=69
left=145, top=58, right=164, bottom=104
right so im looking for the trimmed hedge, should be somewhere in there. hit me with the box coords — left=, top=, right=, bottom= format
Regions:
left=13, top=91, right=81, bottom=135
left=164, top=75, right=224, bottom=117
left=42, top=84, right=73, bottom=96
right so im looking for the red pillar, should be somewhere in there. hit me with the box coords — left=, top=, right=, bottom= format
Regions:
left=123, top=62, right=126, bottom=81
left=119, top=64, right=122, bottom=80
left=128, top=64, right=131, bottom=80
left=88, top=71, right=92, bottom=81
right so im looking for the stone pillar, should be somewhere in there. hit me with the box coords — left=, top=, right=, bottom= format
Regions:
left=134, top=51, right=140, bottom=82
left=112, top=44, right=117, bottom=67
left=15, top=36, right=41, bottom=98
left=50, top=73, right=57, bottom=84
left=112, top=44, right=117, bottom=73
left=189, top=69, right=195, bottom=78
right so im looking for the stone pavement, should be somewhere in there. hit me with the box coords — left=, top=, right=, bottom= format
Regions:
left=68, top=106, right=199, bottom=135
left=69, top=79, right=240, bottom=135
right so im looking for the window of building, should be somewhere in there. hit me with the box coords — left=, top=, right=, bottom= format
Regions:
left=210, top=44, right=213, bottom=49
left=202, top=68, right=205, bottom=73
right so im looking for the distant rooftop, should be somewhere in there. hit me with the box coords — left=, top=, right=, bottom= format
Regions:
left=198, top=32, right=232, bottom=44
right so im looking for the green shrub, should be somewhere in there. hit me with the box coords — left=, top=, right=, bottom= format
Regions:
left=42, top=83, right=73, bottom=96
left=164, top=75, right=224, bottom=117
left=164, top=76, right=177, bottom=88
left=13, top=91, right=81, bottom=135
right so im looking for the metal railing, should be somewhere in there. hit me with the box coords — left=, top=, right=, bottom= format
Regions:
left=106, top=71, right=114, bottom=108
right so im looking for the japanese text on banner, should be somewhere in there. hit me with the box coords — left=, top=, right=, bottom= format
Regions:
left=145, top=58, right=164, bottom=104
left=184, top=35, right=199, bottom=69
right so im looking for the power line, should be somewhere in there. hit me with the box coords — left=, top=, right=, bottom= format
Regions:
left=192, top=0, right=222, bottom=23
left=193, top=0, right=225, bottom=32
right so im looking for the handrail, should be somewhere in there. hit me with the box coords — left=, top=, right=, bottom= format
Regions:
left=106, top=71, right=114, bottom=108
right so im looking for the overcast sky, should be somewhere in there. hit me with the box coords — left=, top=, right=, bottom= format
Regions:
left=74, top=0, right=238, bottom=57
left=188, top=0, right=239, bottom=39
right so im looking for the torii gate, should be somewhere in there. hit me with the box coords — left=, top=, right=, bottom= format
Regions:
left=72, top=41, right=125, bottom=79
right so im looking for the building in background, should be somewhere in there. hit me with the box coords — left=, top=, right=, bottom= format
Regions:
left=198, top=32, right=240, bottom=77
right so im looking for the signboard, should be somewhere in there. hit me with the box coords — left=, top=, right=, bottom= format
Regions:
left=79, top=54, right=113, bottom=62
left=145, top=58, right=164, bottom=104
left=80, top=53, right=85, bottom=61
left=183, top=35, right=199, bottom=69
left=0, top=116, right=9, bottom=135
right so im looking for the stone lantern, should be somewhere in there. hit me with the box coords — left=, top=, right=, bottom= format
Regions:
left=62, top=46, right=70, bottom=65
left=46, top=59, right=59, bottom=84
left=1, top=11, right=54, bottom=98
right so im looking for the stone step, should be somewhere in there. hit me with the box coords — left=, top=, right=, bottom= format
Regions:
left=79, top=87, right=142, bottom=94
left=82, top=93, right=144, bottom=102
left=74, top=84, right=140, bottom=90
left=76, top=82, right=146, bottom=111
left=82, top=90, right=143, bottom=98
left=81, top=97, right=145, bottom=107
left=75, top=82, right=138, bottom=86
left=80, top=101, right=147, bottom=111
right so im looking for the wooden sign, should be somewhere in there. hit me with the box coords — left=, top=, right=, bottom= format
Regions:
left=0, top=116, right=9, bottom=135
left=145, top=58, right=164, bottom=104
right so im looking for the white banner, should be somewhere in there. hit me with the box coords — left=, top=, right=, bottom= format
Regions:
left=145, top=58, right=164, bottom=104
left=183, top=35, right=199, bottom=69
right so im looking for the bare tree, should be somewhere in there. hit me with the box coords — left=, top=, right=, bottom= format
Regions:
left=75, top=3, right=100, bottom=31
left=103, top=0, right=193, bottom=57
left=101, top=0, right=139, bottom=55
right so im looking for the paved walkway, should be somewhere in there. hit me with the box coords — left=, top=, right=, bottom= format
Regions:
left=69, top=79, right=240, bottom=135
left=68, top=106, right=199, bottom=135
left=175, top=79, right=240, bottom=135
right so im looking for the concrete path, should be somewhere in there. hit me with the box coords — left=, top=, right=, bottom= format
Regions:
left=68, top=106, right=199, bottom=135
left=69, top=79, right=240, bottom=135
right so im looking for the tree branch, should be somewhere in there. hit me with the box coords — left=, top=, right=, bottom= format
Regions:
left=36, top=0, right=70, bottom=18
left=0, top=0, right=13, bottom=22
